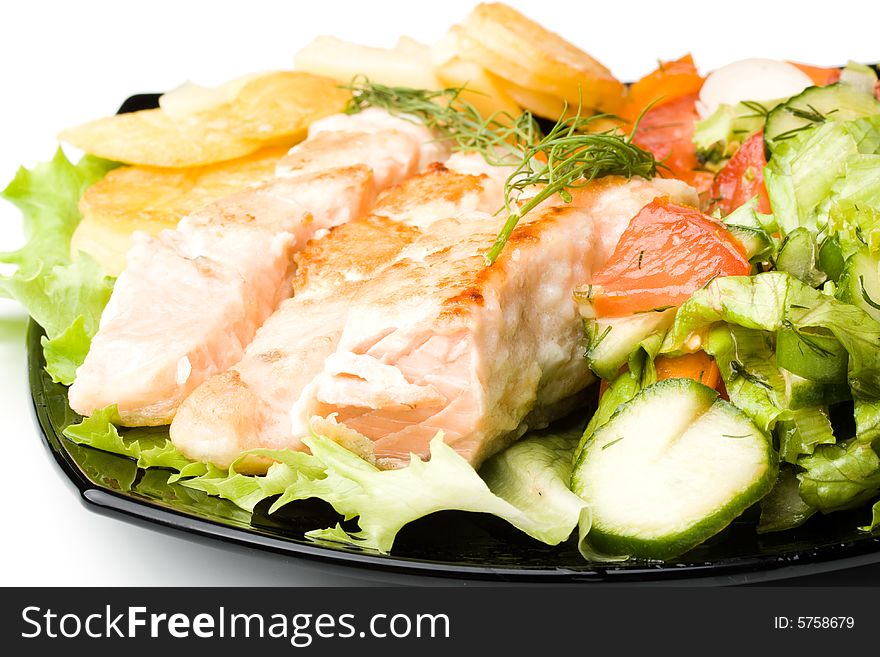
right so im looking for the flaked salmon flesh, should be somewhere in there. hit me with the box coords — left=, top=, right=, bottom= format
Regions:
left=170, top=172, right=697, bottom=470
left=68, top=110, right=444, bottom=425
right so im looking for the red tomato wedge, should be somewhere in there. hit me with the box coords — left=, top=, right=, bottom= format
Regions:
left=626, top=54, right=704, bottom=119
left=632, top=94, right=702, bottom=186
left=709, top=131, right=772, bottom=216
left=588, top=198, right=751, bottom=317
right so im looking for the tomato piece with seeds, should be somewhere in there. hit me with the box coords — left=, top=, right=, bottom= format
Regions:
left=709, top=131, right=772, bottom=216
left=632, top=94, right=703, bottom=186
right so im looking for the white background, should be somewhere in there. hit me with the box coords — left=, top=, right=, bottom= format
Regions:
left=1, top=0, right=878, bottom=586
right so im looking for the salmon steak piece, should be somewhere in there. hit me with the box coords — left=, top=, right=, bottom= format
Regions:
left=170, top=154, right=518, bottom=468
left=68, top=110, right=444, bottom=426
left=170, top=173, right=696, bottom=469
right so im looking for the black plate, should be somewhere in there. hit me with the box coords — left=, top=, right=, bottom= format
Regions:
left=27, top=91, right=880, bottom=583
left=29, top=317, right=880, bottom=583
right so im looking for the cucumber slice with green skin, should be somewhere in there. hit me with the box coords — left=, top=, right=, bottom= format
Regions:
left=839, top=61, right=879, bottom=97
left=765, top=83, right=880, bottom=145
left=775, top=227, right=826, bottom=287
left=584, top=309, right=675, bottom=380
left=571, top=378, right=777, bottom=560
left=818, top=236, right=845, bottom=283
left=785, top=370, right=850, bottom=409
left=758, top=466, right=816, bottom=534
left=726, top=224, right=774, bottom=262
left=837, top=248, right=880, bottom=323
left=775, top=326, right=848, bottom=383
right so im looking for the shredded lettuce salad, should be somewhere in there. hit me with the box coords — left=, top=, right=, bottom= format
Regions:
left=4, top=62, right=880, bottom=559
left=587, top=63, right=880, bottom=534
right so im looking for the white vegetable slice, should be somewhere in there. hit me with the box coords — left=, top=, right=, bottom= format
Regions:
left=697, top=58, right=813, bottom=119
left=294, top=35, right=441, bottom=90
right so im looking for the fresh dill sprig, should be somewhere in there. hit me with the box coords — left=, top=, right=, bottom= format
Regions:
left=772, top=104, right=839, bottom=141
left=343, top=76, right=539, bottom=165
left=484, top=106, right=660, bottom=264
left=772, top=124, right=814, bottom=141
left=781, top=320, right=837, bottom=358
left=788, top=103, right=836, bottom=124
left=344, top=77, right=660, bottom=267
left=740, top=100, right=770, bottom=119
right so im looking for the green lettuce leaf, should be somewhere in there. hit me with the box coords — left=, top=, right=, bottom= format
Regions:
left=62, top=402, right=598, bottom=555
left=1, top=149, right=118, bottom=383
left=798, top=439, right=880, bottom=513
left=758, top=465, right=817, bottom=533
left=692, top=101, right=771, bottom=165
left=723, top=196, right=779, bottom=234
left=290, top=433, right=590, bottom=553
left=133, top=469, right=254, bottom=525
left=181, top=449, right=323, bottom=511
left=826, top=154, right=880, bottom=257
left=854, top=399, right=880, bottom=445
left=765, top=122, right=860, bottom=234
left=663, top=272, right=880, bottom=399
left=183, top=427, right=593, bottom=555
left=480, top=423, right=590, bottom=548
left=63, top=405, right=192, bottom=471
left=778, top=406, right=836, bottom=464
left=860, top=499, right=880, bottom=532
left=765, top=116, right=880, bottom=237
left=705, top=323, right=787, bottom=434
left=829, top=201, right=880, bottom=258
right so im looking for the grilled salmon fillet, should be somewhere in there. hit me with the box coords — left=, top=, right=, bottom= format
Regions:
left=170, top=154, right=516, bottom=468
left=170, top=174, right=696, bottom=469
left=306, top=107, right=451, bottom=169
left=69, top=110, right=444, bottom=425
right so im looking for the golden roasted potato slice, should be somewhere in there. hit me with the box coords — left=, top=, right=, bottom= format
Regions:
left=59, top=72, right=349, bottom=167
left=158, top=73, right=264, bottom=121
left=454, top=3, right=626, bottom=113
left=486, top=72, right=568, bottom=119
left=431, top=27, right=523, bottom=119
left=73, top=147, right=287, bottom=275
left=295, top=36, right=442, bottom=90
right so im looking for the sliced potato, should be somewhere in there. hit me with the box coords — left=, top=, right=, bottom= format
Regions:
left=60, top=72, right=348, bottom=167
left=295, top=36, right=441, bottom=89
left=487, top=72, right=568, bottom=119
left=74, top=147, right=287, bottom=275
left=455, top=2, right=626, bottom=113
left=431, top=27, right=522, bottom=119
left=158, top=72, right=265, bottom=121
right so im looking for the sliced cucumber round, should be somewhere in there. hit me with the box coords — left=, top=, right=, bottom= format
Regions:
left=571, top=378, right=777, bottom=560
left=765, top=83, right=880, bottom=145
left=775, top=327, right=848, bottom=384
left=818, top=236, right=845, bottom=283
left=785, top=370, right=850, bottom=409
left=775, top=227, right=826, bottom=287
left=584, top=310, right=676, bottom=380
left=837, top=248, right=880, bottom=323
